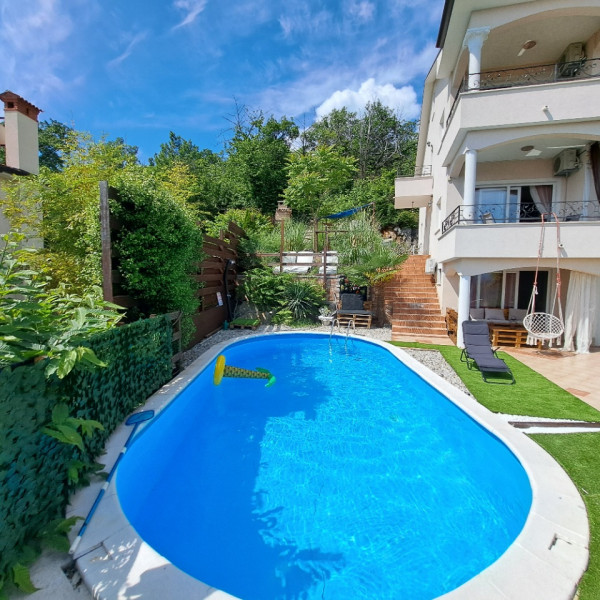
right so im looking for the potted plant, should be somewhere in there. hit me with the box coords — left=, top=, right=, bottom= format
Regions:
left=318, top=305, right=335, bottom=325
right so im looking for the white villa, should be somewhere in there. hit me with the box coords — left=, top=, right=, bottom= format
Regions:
left=396, top=0, right=600, bottom=352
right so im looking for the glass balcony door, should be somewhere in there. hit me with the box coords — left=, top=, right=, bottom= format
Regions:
left=474, top=184, right=553, bottom=224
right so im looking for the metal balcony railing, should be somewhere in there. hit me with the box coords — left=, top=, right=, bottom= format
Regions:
left=446, top=56, right=600, bottom=127
left=441, top=200, right=600, bottom=234
left=413, top=165, right=432, bottom=176
left=397, top=165, right=432, bottom=177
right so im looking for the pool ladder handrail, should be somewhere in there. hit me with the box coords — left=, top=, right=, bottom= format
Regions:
left=329, top=317, right=355, bottom=344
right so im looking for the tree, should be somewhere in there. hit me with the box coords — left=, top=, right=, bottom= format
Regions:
left=283, top=146, right=357, bottom=221
left=305, top=101, right=418, bottom=179
left=357, top=101, right=418, bottom=178
left=150, top=132, right=251, bottom=215
left=0, top=130, right=141, bottom=290
left=149, top=131, right=203, bottom=171
left=302, top=107, right=358, bottom=157
left=227, top=108, right=299, bottom=215
left=38, top=119, right=73, bottom=171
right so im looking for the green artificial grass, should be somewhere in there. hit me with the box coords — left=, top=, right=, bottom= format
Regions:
left=389, top=342, right=600, bottom=421
left=530, top=433, right=600, bottom=599
left=229, top=318, right=260, bottom=327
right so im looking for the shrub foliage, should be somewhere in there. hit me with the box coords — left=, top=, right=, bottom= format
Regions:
left=0, top=316, right=173, bottom=594
left=111, top=173, right=204, bottom=337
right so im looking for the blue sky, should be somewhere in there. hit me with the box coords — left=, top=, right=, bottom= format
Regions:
left=0, top=0, right=444, bottom=163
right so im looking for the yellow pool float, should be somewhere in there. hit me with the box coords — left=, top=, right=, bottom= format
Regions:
left=213, top=354, right=276, bottom=387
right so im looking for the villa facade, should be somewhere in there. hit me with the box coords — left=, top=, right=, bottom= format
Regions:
left=396, top=0, right=600, bottom=351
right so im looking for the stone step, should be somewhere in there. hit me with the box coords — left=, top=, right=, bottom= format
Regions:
left=391, top=333, right=452, bottom=343
left=392, top=327, right=448, bottom=336
left=385, top=255, right=446, bottom=339
left=391, top=289, right=440, bottom=295
left=393, top=310, right=445, bottom=318
left=386, top=288, right=437, bottom=294
left=389, top=278, right=436, bottom=284
left=393, top=316, right=446, bottom=325
left=393, top=297, right=440, bottom=304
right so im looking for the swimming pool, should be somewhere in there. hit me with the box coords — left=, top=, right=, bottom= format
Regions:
left=116, top=334, right=532, bottom=600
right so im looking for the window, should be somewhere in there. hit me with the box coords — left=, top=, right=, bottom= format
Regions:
left=470, top=270, right=548, bottom=311
left=474, top=184, right=554, bottom=224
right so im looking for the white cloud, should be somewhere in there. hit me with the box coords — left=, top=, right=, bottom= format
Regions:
left=277, top=4, right=334, bottom=39
left=107, top=32, right=148, bottom=68
left=172, top=0, right=208, bottom=29
left=315, top=78, right=420, bottom=119
left=347, top=1, right=375, bottom=22
left=0, top=0, right=74, bottom=99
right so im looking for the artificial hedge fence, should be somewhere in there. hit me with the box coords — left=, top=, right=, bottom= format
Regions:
left=0, top=315, right=174, bottom=576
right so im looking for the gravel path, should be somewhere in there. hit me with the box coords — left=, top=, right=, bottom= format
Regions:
left=182, top=324, right=471, bottom=395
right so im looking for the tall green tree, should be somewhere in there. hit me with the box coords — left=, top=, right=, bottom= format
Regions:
left=227, top=108, right=299, bottom=215
left=150, top=131, right=250, bottom=215
left=302, top=107, right=358, bottom=157
left=149, top=131, right=204, bottom=171
left=38, top=119, right=73, bottom=171
left=283, top=145, right=357, bottom=221
left=0, top=131, right=140, bottom=290
left=305, top=101, right=418, bottom=179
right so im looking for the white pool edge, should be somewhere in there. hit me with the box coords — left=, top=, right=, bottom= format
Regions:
left=68, top=332, right=589, bottom=600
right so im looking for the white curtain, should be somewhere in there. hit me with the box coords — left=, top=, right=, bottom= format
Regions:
left=530, top=185, right=553, bottom=215
left=563, top=271, right=600, bottom=353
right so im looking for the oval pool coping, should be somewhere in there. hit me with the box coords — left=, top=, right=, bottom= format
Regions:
left=68, top=332, right=589, bottom=600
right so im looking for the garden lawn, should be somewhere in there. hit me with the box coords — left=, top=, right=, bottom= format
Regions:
left=389, top=342, right=600, bottom=421
left=530, top=433, right=600, bottom=600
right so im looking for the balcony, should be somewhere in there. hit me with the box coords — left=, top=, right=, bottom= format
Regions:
left=446, top=57, right=600, bottom=128
left=442, top=200, right=600, bottom=234
left=394, top=166, right=433, bottom=209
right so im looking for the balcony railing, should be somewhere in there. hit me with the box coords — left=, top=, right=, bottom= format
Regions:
left=441, top=201, right=600, bottom=234
left=397, top=165, right=432, bottom=177
left=447, top=56, right=599, bottom=127
left=413, top=165, right=432, bottom=176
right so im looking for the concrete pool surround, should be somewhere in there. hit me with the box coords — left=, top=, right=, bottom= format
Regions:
left=68, top=332, right=589, bottom=600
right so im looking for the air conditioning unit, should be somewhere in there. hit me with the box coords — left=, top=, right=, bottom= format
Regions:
left=424, top=258, right=437, bottom=274
left=553, top=149, right=580, bottom=176
left=557, top=42, right=585, bottom=78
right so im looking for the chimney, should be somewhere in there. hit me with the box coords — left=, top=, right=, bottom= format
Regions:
left=0, top=90, right=41, bottom=174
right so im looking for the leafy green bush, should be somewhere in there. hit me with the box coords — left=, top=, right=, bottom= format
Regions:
left=0, top=234, right=175, bottom=596
left=281, top=220, right=311, bottom=251
left=330, top=212, right=408, bottom=287
left=111, top=172, right=204, bottom=340
left=275, top=279, right=326, bottom=323
left=252, top=226, right=282, bottom=254
left=0, top=132, right=140, bottom=292
left=0, top=233, right=122, bottom=377
left=240, top=267, right=325, bottom=324
left=0, top=315, right=174, bottom=596
left=203, top=208, right=272, bottom=238
left=238, top=267, right=293, bottom=310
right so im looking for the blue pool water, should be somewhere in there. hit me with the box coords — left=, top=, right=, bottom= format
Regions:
left=117, top=334, right=532, bottom=600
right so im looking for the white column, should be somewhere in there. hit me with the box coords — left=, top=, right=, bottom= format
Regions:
left=583, top=144, right=592, bottom=219
left=463, top=27, right=490, bottom=90
left=463, top=148, right=477, bottom=214
left=457, top=274, right=471, bottom=348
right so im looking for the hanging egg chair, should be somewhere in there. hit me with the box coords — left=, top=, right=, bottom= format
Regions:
left=523, top=213, right=564, bottom=344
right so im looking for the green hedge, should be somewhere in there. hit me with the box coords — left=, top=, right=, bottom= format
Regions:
left=0, top=315, right=174, bottom=575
